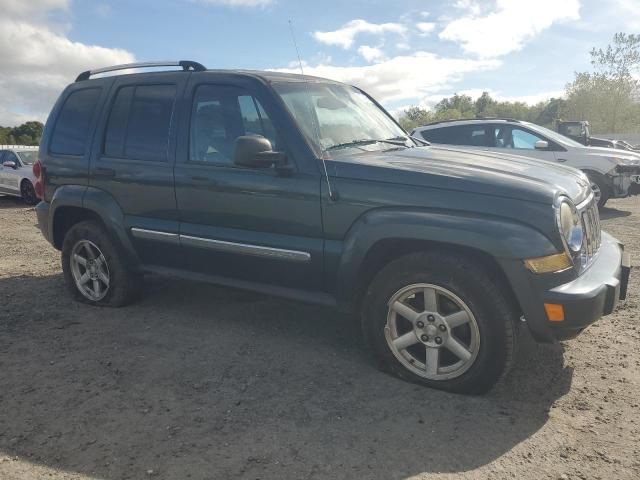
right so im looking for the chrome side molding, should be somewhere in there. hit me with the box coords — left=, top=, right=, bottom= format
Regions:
left=130, top=228, right=311, bottom=263
left=131, top=227, right=179, bottom=244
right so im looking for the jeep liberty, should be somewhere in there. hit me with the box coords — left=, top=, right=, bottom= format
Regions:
left=34, top=61, right=631, bottom=393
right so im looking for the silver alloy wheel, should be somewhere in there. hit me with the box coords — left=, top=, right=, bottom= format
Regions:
left=70, top=240, right=110, bottom=301
left=590, top=182, right=602, bottom=204
left=384, top=283, right=480, bottom=381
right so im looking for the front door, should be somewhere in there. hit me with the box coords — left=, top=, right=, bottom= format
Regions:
left=89, top=74, right=188, bottom=267
left=487, top=124, right=560, bottom=162
left=0, top=151, right=21, bottom=194
left=174, top=77, right=324, bottom=291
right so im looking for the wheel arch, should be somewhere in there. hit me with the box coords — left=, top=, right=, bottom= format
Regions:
left=334, top=208, right=558, bottom=312
left=49, top=185, right=140, bottom=266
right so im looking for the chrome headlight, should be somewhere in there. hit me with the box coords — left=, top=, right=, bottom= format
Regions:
left=556, top=198, right=583, bottom=254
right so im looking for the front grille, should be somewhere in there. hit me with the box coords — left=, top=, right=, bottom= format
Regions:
left=578, top=197, right=601, bottom=269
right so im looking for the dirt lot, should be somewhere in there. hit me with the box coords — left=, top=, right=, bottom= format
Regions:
left=0, top=195, right=638, bottom=480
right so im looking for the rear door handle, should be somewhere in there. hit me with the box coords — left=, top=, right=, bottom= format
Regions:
left=557, top=158, right=568, bottom=163
left=93, top=167, right=116, bottom=178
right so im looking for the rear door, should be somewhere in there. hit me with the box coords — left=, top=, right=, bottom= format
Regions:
left=89, top=73, right=187, bottom=268
left=173, top=75, right=324, bottom=291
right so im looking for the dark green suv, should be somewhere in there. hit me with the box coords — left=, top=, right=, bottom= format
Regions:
left=34, top=61, right=631, bottom=394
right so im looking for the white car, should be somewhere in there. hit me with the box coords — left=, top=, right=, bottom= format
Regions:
left=412, top=118, right=640, bottom=207
left=0, top=146, right=39, bottom=204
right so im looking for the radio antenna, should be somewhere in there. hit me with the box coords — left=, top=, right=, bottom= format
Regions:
left=288, top=19, right=336, bottom=201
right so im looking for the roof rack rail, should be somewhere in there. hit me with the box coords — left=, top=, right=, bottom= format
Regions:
left=421, top=116, right=522, bottom=127
left=75, top=60, right=206, bottom=82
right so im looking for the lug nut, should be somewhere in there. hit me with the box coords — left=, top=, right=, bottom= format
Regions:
left=438, top=324, right=446, bottom=332
left=427, top=315, right=435, bottom=322
left=421, top=334, right=429, bottom=342
left=416, top=321, right=425, bottom=328
left=435, top=337, right=443, bottom=345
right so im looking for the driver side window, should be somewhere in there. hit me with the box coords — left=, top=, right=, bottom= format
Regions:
left=189, top=85, right=277, bottom=165
left=493, top=126, right=546, bottom=150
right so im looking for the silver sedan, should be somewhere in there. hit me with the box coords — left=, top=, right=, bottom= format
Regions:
left=0, top=147, right=39, bottom=204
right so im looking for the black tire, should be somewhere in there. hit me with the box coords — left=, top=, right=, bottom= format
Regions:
left=20, top=180, right=38, bottom=205
left=61, top=220, right=142, bottom=307
left=586, top=172, right=610, bottom=208
left=361, top=251, right=517, bottom=395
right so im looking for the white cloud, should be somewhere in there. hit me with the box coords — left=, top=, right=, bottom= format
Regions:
left=2, top=0, right=70, bottom=17
left=273, top=52, right=500, bottom=105
left=453, top=0, right=482, bottom=16
left=416, top=22, right=436, bottom=35
left=611, top=0, right=640, bottom=29
left=357, top=45, right=385, bottom=63
left=313, top=19, right=406, bottom=49
left=440, top=0, right=580, bottom=58
left=0, top=3, right=134, bottom=125
left=193, top=0, right=272, bottom=6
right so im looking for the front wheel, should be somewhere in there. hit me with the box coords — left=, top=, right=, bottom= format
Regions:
left=361, top=252, right=516, bottom=394
left=586, top=173, right=610, bottom=208
left=20, top=180, right=38, bottom=205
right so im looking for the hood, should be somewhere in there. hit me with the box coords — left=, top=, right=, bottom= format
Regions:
left=583, top=145, right=640, bottom=163
left=331, top=145, right=591, bottom=205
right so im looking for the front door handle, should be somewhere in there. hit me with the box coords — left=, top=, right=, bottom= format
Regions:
left=93, top=167, right=116, bottom=178
left=557, top=158, right=568, bottom=163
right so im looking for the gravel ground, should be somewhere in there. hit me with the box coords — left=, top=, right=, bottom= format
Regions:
left=0, top=195, right=638, bottom=480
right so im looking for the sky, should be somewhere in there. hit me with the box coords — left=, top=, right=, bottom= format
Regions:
left=0, top=0, right=639, bottom=126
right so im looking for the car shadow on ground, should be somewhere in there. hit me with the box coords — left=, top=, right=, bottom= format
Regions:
left=0, top=195, right=30, bottom=210
left=0, top=273, right=573, bottom=480
left=599, top=206, right=632, bottom=220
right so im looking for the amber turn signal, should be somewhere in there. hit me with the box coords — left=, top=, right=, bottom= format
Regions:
left=544, top=303, right=565, bottom=322
left=524, top=252, right=572, bottom=274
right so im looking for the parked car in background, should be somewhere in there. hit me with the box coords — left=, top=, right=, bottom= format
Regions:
left=0, top=146, right=39, bottom=204
left=556, top=120, right=637, bottom=151
left=34, top=61, right=630, bottom=394
left=412, top=118, right=640, bottom=207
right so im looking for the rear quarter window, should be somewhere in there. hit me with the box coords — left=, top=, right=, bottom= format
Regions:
left=50, top=88, right=102, bottom=156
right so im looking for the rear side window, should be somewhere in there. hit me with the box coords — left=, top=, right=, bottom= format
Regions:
left=50, top=88, right=102, bottom=156
left=421, top=125, right=488, bottom=147
left=103, top=84, right=177, bottom=162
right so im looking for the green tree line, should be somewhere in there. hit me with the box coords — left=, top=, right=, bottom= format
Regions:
left=399, top=33, right=640, bottom=135
left=0, top=121, right=43, bottom=146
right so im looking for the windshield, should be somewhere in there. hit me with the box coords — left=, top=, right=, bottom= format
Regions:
left=17, top=151, right=38, bottom=164
left=273, top=82, right=412, bottom=156
left=525, top=123, right=585, bottom=148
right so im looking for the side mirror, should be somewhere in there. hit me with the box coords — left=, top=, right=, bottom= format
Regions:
left=233, top=135, right=285, bottom=169
left=534, top=140, right=549, bottom=150
left=2, top=161, right=17, bottom=169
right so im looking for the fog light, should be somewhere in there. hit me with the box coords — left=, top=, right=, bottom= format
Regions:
left=544, top=303, right=565, bottom=322
left=524, top=253, right=572, bottom=274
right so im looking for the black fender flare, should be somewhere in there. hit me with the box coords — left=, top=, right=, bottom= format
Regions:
left=49, top=185, right=140, bottom=266
left=334, top=208, right=559, bottom=307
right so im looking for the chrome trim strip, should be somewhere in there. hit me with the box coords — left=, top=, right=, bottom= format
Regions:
left=180, top=235, right=311, bottom=263
left=130, top=227, right=179, bottom=244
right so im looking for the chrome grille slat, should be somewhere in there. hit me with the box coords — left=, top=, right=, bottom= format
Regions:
left=578, top=197, right=601, bottom=269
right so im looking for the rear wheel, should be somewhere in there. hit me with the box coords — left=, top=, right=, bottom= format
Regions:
left=361, top=251, right=516, bottom=394
left=20, top=180, right=37, bottom=205
left=61, top=220, right=142, bottom=306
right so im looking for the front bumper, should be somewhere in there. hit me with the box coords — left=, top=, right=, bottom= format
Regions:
left=541, top=232, right=630, bottom=340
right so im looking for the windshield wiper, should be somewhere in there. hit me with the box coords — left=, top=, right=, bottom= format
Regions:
left=326, top=138, right=408, bottom=151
